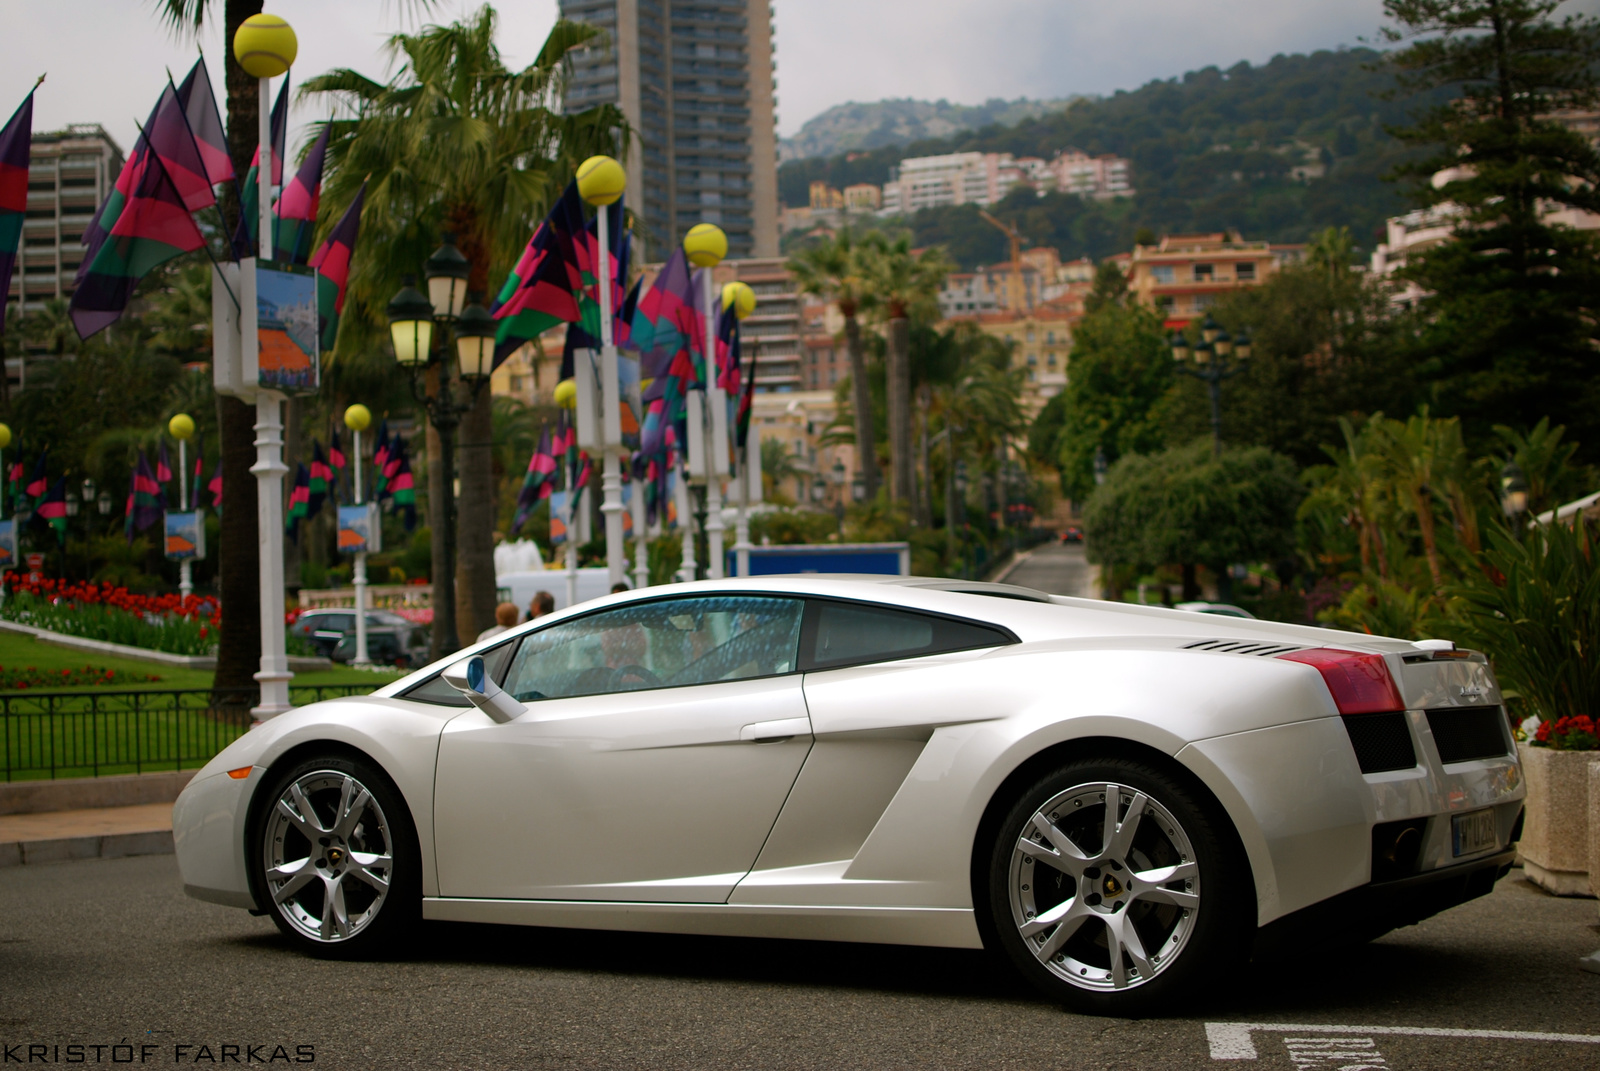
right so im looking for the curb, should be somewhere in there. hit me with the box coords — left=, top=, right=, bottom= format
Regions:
left=0, top=619, right=333, bottom=672
left=0, top=829, right=173, bottom=867
left=0, top=770, right=196, bottom=816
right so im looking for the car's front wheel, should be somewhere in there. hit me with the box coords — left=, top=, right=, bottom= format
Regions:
left=986, top=756, right=1250, bottom=1015
left=251, top=754, right=418, bottom=957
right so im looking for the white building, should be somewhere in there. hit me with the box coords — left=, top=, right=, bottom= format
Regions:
left=883, top=148, right=1133, bottom=214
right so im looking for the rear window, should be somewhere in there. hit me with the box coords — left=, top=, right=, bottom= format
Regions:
left=802, top=600, right=1014, bottom=671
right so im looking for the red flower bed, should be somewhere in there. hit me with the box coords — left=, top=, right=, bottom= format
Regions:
left=3, top=575, right=221, bottom=628
left=1534, top=715, right=1599, bottom=751
left=0, top=663, right=163, bottom=690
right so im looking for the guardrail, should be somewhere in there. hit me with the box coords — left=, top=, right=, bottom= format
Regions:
left=0, top=685, right=375, bottom=781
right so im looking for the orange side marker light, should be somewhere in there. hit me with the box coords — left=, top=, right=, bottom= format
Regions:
left=227, top=766, right=253, bottom=779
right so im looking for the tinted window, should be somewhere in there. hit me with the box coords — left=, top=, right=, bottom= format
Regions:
left=804, top=601, right=1013, bottom=670
left=502, top=596, right=803, bottom=702
left=398, top=640, right=518, bottom=707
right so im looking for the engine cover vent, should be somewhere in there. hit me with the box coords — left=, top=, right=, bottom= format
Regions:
left=1181, top=639, right=1306, bottom=657
left=1342, top=712, right=1418, bottom=774
left=1427, top=706, right=1512, bottom=765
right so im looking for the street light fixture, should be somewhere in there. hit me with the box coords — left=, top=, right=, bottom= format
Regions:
left=1500, top=461, right=1529, bottom=519
left=96, top=492, right=112, bottom=516
left=386, top=243, right=496, bottom=662
left=1169, top=317, right=1252, bottom=457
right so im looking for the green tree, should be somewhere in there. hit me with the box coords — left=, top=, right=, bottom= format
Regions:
left=1382, top=0, right=1600, bottom=456
left=1163, top=228, right=1419, bottom=466
left=303, top=6, right=628, bottom=651
left=1034, top=299, right=1172, bottom=502
left=859, top=233, right=952, bottom=509
left=1083, top=442, right=1304, bottom=601
left=789, top=229, right=881, bottom=498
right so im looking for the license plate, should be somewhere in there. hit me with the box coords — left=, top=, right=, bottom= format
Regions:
left=1452, top=808, right=1497, bottom=857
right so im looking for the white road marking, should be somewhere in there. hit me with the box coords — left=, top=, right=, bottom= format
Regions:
left=1283, top=1036, right=1385, bottom=1070
left=1206, top=1022, right=1600, bottom=1060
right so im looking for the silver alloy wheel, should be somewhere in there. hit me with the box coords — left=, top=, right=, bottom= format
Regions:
left=262, top=770, right=393, bottom=943
left=1008, top=781, right=1200, bottom=991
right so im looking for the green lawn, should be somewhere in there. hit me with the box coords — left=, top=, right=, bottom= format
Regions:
left=0, top=632, right=406, bottom=779
left=0, top=631, right=404, bottom=693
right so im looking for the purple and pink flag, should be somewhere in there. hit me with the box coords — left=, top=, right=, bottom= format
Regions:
left=273, top=123, right=328, bottom=265
left=309, top=181, right=365, bottom=352
left=174, top=57, right=233, bottom=188
left=511, top=426, right=558, bottom=534
left=0, top=83, right=37, bottom=338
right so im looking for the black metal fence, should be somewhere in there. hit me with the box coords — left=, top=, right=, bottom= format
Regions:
left=0, top=685, right=376, bottom=781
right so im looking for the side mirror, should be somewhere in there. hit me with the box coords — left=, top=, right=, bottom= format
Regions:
left=441, top=655, right=525, bottom=724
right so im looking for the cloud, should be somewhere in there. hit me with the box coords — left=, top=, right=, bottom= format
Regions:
left=773, top=0, right=1600, bottom=135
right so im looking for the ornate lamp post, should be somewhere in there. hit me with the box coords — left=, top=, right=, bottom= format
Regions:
left=234, top=12, right=298, bottom=719
left=387, top=237, right=496, bottom=661
left=168, top=413, right=197, bottom=598
left=1500, top=461, right=1529, bottom=523
left=1169, top=314, right=1251, bottom=458
left=683, top=223, right=729, bottom=579
left=343, top=403, right=373, bottom=665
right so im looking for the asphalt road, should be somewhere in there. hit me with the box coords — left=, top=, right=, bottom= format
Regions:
left=1000, top=541, right=1094, bottom=598
left=2, top=854, right=1598, bottom=1069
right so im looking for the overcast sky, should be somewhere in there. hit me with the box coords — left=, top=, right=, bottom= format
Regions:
left=5, top=0, right=1600, bottom=156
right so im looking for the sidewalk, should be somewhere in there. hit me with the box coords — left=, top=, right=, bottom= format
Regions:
left=0, top=799, right=177, bottom=868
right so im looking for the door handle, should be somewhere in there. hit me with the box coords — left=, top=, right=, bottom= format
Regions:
left=739, top=717, right=811, bottom=743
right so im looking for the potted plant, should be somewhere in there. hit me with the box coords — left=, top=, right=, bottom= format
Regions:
left=1451, top=520, right=1599, bottom=897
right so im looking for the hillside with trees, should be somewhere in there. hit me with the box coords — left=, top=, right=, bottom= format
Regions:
left=780, top=48, right=1436, bottom=266
left=779, top=96, right=1077, bottom=161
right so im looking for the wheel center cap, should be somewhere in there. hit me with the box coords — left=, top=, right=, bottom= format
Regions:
left=1102, top=874, right=1123, bottom=898
left=327, top=847, right=344, bottom=865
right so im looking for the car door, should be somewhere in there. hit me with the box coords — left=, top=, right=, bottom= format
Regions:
left=433, top=594, right=811, bottom=903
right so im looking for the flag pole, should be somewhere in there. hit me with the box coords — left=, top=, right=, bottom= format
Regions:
left=177, top=436, right=191, bottom=599
left=249, top=53, right=294, bottom=719
left=351, top=425, right=369, bottom=665
left=631, top=458, right=648, bottom=589
left=595, top=203, right=626, bottom=590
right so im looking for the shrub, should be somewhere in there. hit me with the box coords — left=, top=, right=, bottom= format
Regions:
left=0, top=577, right=221, bottom=656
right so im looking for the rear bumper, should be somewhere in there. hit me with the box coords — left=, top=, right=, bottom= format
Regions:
left=1253, top=846, right=1517, bottom=959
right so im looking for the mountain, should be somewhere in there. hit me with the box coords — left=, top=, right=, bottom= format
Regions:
left=778, top=97, right=1079, bottom=162
left=779, top=49, right=1437, bottom=269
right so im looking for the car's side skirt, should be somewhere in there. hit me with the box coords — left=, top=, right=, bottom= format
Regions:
left=421, top=897, right=984, bottom=949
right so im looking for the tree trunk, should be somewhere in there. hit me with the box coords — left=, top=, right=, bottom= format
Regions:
left=1412, top=489, right=1445, bottom=590
left=886, top=313, right=912, bottom=506
left=842, top=308, right=879, bottom=499
left=455, top=385, right=496, bottom=646
left=1181, top=561, right=1200, bottom=601
left=211, top=0, right=265, bottom=696
left=915, top=386, right=932, bottom=528
left=425, top=370, right=451, bottom=659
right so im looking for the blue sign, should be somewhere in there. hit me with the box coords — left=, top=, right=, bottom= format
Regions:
left=730, top=542, right=910, bottom=577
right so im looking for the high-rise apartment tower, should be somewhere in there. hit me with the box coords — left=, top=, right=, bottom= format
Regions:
left=559, top=0, right=779, bottom=260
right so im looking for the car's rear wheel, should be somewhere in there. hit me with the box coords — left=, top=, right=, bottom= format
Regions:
left=252, top=754, right=418, bottom=958
left=986, top=756, right=1250, bottom=1015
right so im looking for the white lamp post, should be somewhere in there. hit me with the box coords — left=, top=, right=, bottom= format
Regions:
left=576, top=156, right=630, bottom=591
left=343, top=403, right=372, bottom=665
left=233, top=12, right=299, bottom=720
left=168, top=413, right=196, bottom=599
left=683, top=224, right=728, bottom=579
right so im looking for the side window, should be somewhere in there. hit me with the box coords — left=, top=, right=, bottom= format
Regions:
left=398, top=639, right=518, bottom=707
left=802, top=600, right=1014, bottom=670
left=502, top=596, right=803, bottom=702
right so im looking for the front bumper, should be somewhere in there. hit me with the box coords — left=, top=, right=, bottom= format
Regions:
left=1253, top=846, right=1518, bottom=958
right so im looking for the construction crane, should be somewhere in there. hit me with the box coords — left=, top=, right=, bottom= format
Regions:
left=978, top=209, right=1026, bottom=312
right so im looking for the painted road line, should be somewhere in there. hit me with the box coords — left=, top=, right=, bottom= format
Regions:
left=1206, top=1022, right=1600, bottom=1060
left=1283, top=1036, right=1385, bottom=1070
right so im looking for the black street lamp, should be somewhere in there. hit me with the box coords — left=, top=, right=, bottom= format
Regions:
left=1169, top=314, right=1251, bottom=458
left=953, top=460, right=969, bottom=579
left=387, top=236, right=496, bottom=661
left=830, top=459, right=847, bottom=537
left=1500, top=460, right=1529, bottom=520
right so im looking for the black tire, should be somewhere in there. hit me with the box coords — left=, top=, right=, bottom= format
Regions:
left=984, top=755, right=1251, bottom=1015
left=250, top=752, right=419, bottom=959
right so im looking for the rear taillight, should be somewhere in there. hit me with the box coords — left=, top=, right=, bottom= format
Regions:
left=1277, top=648, right=1405, bottom=714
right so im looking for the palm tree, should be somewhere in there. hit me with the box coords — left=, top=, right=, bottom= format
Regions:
left=302, top=7, right=628, bottom=651
left=789, top=230, right=880, bottom=499
left=1377, top=409, right=1449, bottom=590
left=862, top=234, right=953, bottom=510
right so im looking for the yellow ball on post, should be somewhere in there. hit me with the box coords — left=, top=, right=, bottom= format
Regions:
left=553, top=378, right=577, bottom=409
left=344, top=404, right=372, bottom=433
left=0, top=424, right=11, bottom=450
left=683, top=224, right=727, bottom=268
left=233, top=13, right=298, bottom=79
left=721, top=281, right=756, bottom=320
left=576, top=155, right=626, bottom=207
left=168, top=414, right=196, bottom=441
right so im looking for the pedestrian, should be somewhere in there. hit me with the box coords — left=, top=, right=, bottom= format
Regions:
left=477, top=602, right=518, bottom=643
left=611, top=581, right=630, bottom=594
left=527, top=589, right=555, bottom=622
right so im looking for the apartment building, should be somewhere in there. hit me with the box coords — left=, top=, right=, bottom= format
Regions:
left=10, top=124, right=123, bottom=315
left=1122, top=232, right=1300, bottom=327
left=882, top=148, right=1133, bottom=214
left=559, top=0, right=778, bottom=260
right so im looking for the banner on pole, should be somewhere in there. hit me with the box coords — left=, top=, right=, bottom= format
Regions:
left=0, top=519, right=14, bottom=572
left=164, top=510, right=206, bottom=561
left=337, top=503, right=381, bottom=555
